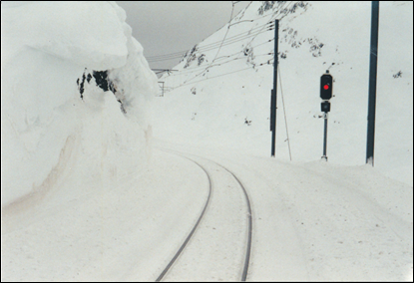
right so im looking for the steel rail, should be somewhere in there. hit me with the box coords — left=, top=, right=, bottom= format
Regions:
left=155, top=158, right=212, bottom=282
left=155, top=151, right=253, bottom=281
left=214, top=162, right=253, bottom=282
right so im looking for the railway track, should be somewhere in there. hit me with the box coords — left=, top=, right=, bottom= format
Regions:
left=155, top=152, right=253, bottom=282
left=155, top=157, right=212, bottom=281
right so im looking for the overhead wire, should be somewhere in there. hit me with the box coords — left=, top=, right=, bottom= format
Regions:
left=148, top=2, right=237, bottom=63
left=278, top=64, right=292, bottom=161
left=178, top=1, right=238, bottom=86
left=157, top=21, right=275, bottom=81
left=163, top=57, right=274, bottom=92
left=148, top=33, right=271, bottom=63
left=159, top=1, right=299, bottom=92
left=146, top=7, right=274, bottom=60
left=146, top=8, right=276, bottom=62
left=158, top=27, right=276, bottom=85
left=160, top=38, right=274, bottom=77
left=212, top=1, right=237, bottom=62
left=148, top=1, right=300, bottom=64
left=147, top=21, right=274, bottom=63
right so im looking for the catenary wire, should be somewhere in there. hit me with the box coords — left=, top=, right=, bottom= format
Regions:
left=147, top=22, right=274, bottom=62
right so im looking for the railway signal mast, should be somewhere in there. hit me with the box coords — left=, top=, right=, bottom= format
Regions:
left=320, top=70, right=333, bottom=161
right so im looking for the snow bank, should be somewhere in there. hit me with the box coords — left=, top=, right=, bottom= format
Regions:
left=1, top=1, right=128, bottom=70
left=1, top=2, right=158, bottom=207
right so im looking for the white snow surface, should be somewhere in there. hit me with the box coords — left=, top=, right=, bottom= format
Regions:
left=156, top=1, right=413, bottom=186
left=1, top=1, right=413, bottom=282
left=1, top=1, right=157, bottom=207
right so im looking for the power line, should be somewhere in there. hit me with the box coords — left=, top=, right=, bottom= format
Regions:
left=278, top=64, right=292, bottom=161
left=157, top=1, right=300, bottom=90
left=147, top=1, right=299, bottom=63
left=147, top=29, right=273, bottom=64
left=211, top=1, right=237, bottom=63
left=163, top=57, right=273, bottom=92
left=181, top=5, right=273, bottom=82
left=146, top=11, right=275, bottom=60
left=147, top=22, right=274, bottom=63
left=176, top=23, right=275, bottom=85
left=160, top=39, right=274, bottom=77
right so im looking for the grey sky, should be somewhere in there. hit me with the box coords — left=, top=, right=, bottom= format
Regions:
left=116, top=1, right=250, bottom=70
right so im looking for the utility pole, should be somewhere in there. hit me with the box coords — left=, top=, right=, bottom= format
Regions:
left=270, top=19, right=279, bottom=157
left=366, top=1, right=380, bottom=166
left=158, top=81, right=165, bottom=97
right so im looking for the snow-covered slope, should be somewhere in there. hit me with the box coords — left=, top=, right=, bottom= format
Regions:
left=155, top=1, right=413, bottom=186
left=1, top=1, right=158, bottom=206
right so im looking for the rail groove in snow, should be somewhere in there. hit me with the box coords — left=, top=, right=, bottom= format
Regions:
left=155, top=150, right=253, bottom=282
left=155, top=156, right=212, bottom=282
left=215, top=161, right=253, bottom=282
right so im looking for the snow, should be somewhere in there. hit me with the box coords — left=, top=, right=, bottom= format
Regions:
left=1, top=1, right=413, bottom=282
left=1, top=1, right=129, bottom=70
left=1, top=1, right=157, bottom=207
left=155, top=1, right=413, bottom=186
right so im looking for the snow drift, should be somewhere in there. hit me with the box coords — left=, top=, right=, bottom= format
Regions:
left=1, top=1, right=158, bottom=207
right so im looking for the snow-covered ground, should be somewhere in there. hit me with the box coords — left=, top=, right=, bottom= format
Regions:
left=155, top=1, right=413, bottom=186
left=1, top=1, right=413, bottom=282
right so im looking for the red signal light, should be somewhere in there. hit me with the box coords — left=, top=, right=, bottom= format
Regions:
left=320, top=73, right=333, bottom=100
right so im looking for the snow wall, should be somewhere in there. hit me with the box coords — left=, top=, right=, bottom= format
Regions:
left=1, top=2, right=158, bottom=206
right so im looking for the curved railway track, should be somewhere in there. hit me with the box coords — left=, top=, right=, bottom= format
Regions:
left=155, top=158, right=212, bottom=281
left=218, top=162, right=253, bottom=282
left=155, top=152, right=253, bottom=282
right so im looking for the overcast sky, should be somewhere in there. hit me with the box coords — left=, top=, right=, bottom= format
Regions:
left=116, top=1, right=250, bottom=70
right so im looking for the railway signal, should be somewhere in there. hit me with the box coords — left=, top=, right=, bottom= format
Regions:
left=321, top=101, right=331, bottom=113
left=320, top=72, right=333, bottom=100
left=320, top=71, right=333, bottom=161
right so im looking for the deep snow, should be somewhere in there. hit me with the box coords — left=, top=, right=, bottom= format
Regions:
left=1, top=1, right=158, bottom=207
left=1, top=1, right=413, bottom=282
left=155, top=1, right=413, bottom=186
